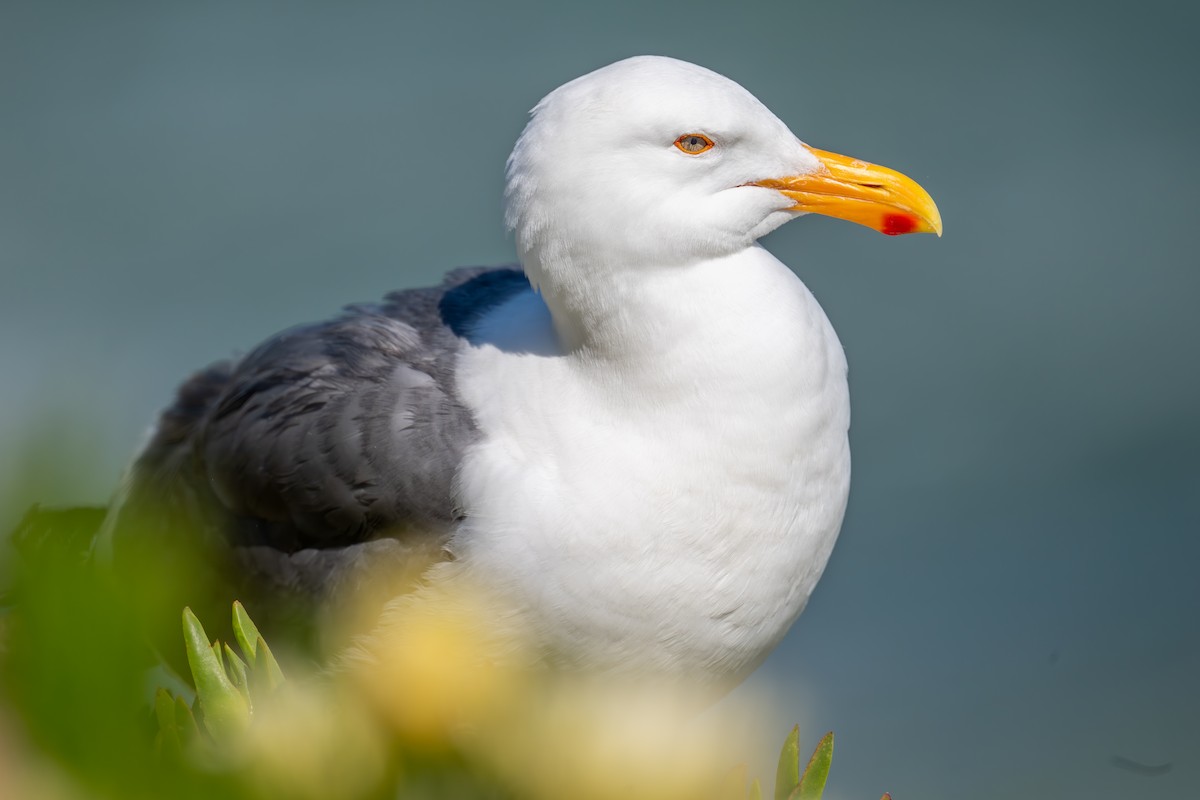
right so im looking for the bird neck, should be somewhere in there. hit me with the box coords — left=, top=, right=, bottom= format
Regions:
left=525, top=245, right=831, bottom=409
left=527, top=245, right=768, bottom=359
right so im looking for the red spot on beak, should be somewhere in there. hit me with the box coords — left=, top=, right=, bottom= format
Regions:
left=881, top=213, right=917, bottom=236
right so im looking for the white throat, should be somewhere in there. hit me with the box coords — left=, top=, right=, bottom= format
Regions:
left=447, top=245, right=851, bottom=688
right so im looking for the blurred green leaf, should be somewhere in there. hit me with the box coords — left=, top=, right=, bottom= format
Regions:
left=211, top=639, right=225, bottom=674
left=230, top=601, right=284, bottom=692
left=223, top=642, right=250, bottom=707
left=774, top=725, right=800, bottom=800
left=1, top=511, right=161, bottom=794
left=749, top=777, right=763, bottom=800
left=174, top=694, right=200, bottom=745
left=154, top=688, right=182, bottom=760
left=791, top=731, right=833, bottom=800
left=231, top=601, right=261, bottom=666
left=154, top=688, right=176, bottom=734
left=251, top=633, right=284, bottom=692
left=182, top=607, right=249, bottom=739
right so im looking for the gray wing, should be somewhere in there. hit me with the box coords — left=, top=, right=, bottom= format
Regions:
left=105, top=266, right=532, bottom=650
left=204, top=304, right=470, bottom=551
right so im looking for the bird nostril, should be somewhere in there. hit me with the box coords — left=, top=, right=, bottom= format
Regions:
left=858, top=183, right=883, bottom=189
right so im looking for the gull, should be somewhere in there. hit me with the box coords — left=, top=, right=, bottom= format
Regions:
left=98, top=55, right=941, bottom=691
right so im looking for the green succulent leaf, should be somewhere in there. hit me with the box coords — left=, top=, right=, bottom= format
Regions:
left=182, top=607, right=250, bottom=740
left=231, top=601, right=262, bottom=666
left=223, top=642, right=251, bottom=706
left=154, top=687, right=177, bottom=735
left=153, top=688, right=182, bottom=759
left=749, top=777, right=763, bottom=800
left=251, top=633, right=285, bottom=692
left=774, top=725, right=800, bottom=800
left=173, top=695, right=200, bottom=744
left=155, top=728, right=181, bottom=761
left=791, top=731, right=834, bottom=800
left=210, top=639, right=225, bottom=674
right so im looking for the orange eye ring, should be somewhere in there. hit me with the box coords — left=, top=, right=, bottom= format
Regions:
left=674, top=133, right=714, bottom=155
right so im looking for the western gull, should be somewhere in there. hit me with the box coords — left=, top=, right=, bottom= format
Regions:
left=97, top=55, right=941, bottom=691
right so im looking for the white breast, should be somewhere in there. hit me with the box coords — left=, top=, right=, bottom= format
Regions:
left=449, top=248, right=850, bottom=687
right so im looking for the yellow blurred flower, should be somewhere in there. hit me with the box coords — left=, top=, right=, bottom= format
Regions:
left=235, top=680, right=388, bottom=800
left=342, top=579, right=532, bottom=746
left=333, top=578, right=772, bottom=799
left=475, top=676, right=758, bottom=800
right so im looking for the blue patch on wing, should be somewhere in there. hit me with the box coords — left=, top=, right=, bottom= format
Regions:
left=438, top=269, right=559, bottom=355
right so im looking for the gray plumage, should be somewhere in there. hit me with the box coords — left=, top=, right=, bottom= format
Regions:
left=104, top=266, right=532, bottom=651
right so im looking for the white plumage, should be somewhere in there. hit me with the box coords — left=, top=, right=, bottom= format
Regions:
left=103, top=55, right=940, bottom=694
left=374, top=55, right=937, bottom=690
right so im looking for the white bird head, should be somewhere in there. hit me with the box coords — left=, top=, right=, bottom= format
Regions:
left=505, top=56, right=941, bottom=290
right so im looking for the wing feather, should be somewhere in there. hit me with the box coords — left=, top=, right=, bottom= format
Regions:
left=104, top=266, right=531, bottom=644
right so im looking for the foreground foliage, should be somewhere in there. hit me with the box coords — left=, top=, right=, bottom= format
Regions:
left=159, top=601, right=886, bottom=800
left=1, top=494, right=895, bottom=799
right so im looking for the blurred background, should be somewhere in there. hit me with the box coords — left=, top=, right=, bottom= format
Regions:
left=2, top=0, right=1197, bottom=797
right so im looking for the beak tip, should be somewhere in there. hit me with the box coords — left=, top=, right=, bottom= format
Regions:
left=775, top=146, right=944, bottom=241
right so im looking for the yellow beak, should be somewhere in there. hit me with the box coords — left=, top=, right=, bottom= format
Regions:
left=753, top=145, right=943, bottom=236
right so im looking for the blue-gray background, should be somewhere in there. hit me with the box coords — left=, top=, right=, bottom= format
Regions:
left=3, top=1, right=1197, bottom=797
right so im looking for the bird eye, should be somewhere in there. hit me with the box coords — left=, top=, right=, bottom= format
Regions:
left=674, top=133, right=714, bottom=155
